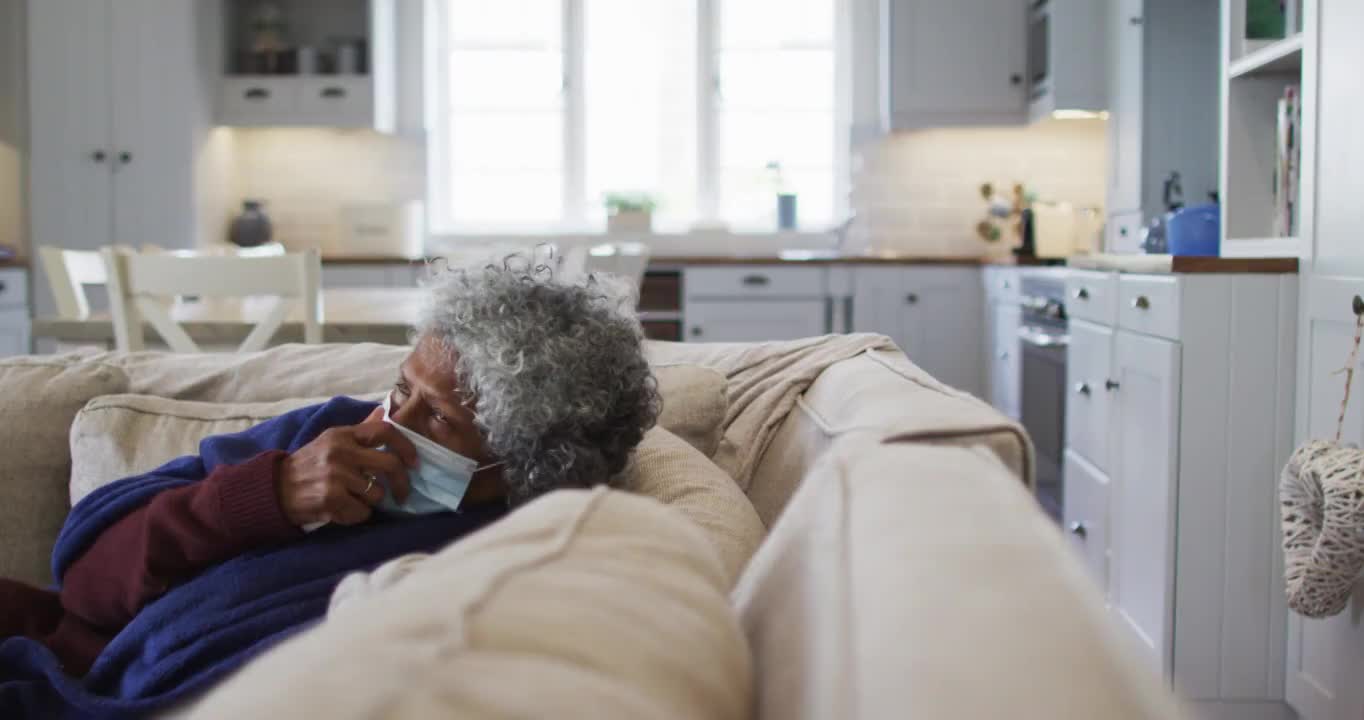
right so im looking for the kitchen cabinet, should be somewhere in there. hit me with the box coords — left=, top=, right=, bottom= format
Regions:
left=683, top=266, right=830, bottom=343
left=1108, top=328, right=1180, bottom=676
left=1062, top=270, right=1297, bottom=716
left=0, top=267, right=29, bottom=357
left=880, top=0, right=1026, bottom=129
left=27, top=0, right=213, bottom=316
left=983, top=266, right=1022, bottom=419
left=1285, top=276, right=1364, bottom=720
left=216, top=0, right=414, bottom=131
left=853, top=266, right=983, bottom=397
left=1104, top=0, right=1219, bottom=250
left=1063, top=448, right=1110, bottom=592
left=1026, top=0, right=1107, bottom=122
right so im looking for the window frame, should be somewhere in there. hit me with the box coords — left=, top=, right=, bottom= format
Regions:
left=425, top=0, right=849, bottom=236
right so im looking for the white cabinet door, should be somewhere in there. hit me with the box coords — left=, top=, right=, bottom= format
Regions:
left=684, top=299, right=827, bottom=343
left=323, top=265, right=395, bottom=288
left=108, top=0, right=199, bottom=250
left=884, top=0, right=1026, bottom=128
left=853, top=267, right=983, bottom=396
left=27, top=1, right=116, bottom=262
left=0, top=309, right=30, bottom=357
left=1066, top=319, right=1114, bottom=471
left=1286, top=276, right=1364, bottom=720
left=989, top=302, right=1021, bottom=419
left=1314, top=0, right=1364, bottom=268
left=1063, top=448, right=1110, bottom=594
left=1106, top=0, right=1143, bottom=214
left=1109, top=329, right=1180, bottom=678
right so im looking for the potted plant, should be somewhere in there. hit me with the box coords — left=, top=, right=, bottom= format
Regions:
left=604, top=192, right=657, bottom=234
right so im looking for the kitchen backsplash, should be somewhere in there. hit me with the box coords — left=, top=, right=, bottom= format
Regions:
left=228, top=128, right=426, bottom=252
left=848, top=117, right=1108, bottom=257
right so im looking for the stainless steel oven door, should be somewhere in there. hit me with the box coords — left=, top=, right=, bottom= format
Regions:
left=1019, top=326, right=1067, bottom=522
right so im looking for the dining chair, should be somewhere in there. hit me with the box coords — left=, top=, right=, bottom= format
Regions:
left=38, top=246, right=108, bottom=320
left=101, top=247, right=322, bottom=353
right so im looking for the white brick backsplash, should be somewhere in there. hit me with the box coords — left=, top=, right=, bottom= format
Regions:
left=851, top=117, right=1107, bottom=256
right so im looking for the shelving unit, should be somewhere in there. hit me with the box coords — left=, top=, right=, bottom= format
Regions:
left=1219, top=1, right=1316, bottom=259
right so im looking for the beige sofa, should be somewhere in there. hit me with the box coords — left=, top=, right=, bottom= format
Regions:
left=0, top=336, right=1182, bottom=718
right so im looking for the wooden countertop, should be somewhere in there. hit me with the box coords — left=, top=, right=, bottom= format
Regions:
left=1067, top=254, right=1299, bottom=274
left=647, top=254, right=988, bottom=266
left=0, top=256, right=29, bottom=269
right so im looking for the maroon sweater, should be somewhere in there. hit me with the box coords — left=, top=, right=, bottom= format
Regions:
left=0, top=451, right=300, bottom=676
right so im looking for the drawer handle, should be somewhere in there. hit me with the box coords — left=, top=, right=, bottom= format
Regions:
left=690, top=326, right=703, bottom=337
left=999, top=351, right=1009, bottom=361
left=1105, top=379, right=1120, bottom=391
left=1073, top=287, right=1089, bottom=301
left=741, top=275, right=770, bottom=287
left=244, top=87, right=271, bottom=100
left=321, top=86, right=347, bottom=99
left=0, top=281, right=6, bottom=293
left=1132, top=295, right=1151, bottom=310
left=1068, top=521, right=1087, bottom=538
left=1075, top=382, right=1091, bottom=396
left=905, top=293, right=919, bottom=305
left=1002, top=280, right=1011, bottom=290
left=1352, top=294, right=1362, bottom=315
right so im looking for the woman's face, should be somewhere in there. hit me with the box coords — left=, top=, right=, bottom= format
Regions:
left=389, top=335, right=490, bottom=464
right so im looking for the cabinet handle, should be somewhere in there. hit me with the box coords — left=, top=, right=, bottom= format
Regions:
left=1132, top=295, right=1150, bottom=310
left=690, top=326, right=703, bottom=337
left=0, top=281, right=6, bottom=293
left=1129, top=15, right=1143, bottom=25
left=1075, top=382, right=1091, bottom=396
left=91, top=150, right=106, bottom=163
left=118, top=151, right=132, bottom=165
left=321, top=86, right=347, bottom=99
left=1010, top=73, right=1022, bottom=86
left=1353, top=294, right=1364, bottom=315
left=740, top=274, right=770, bottom=287
left=244, top=87, right=271, bottom=100
left=1073, top=287, right=1090, bottom=301
left=1068, top=521, right=1087, bottom=538
left=905, top=293, right=919, bottom=305
left=999, top=351, right=1010, bottom=361
left=1002, top=280, right=1011, bottom=290
left=1105, top=379, right=1120, bottom=391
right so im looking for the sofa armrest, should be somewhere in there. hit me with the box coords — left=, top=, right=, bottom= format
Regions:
left=734, top=434, right=1185, bottom=720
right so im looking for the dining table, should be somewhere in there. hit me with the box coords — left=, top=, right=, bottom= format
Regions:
left=29, top=288, right=425, bottom=348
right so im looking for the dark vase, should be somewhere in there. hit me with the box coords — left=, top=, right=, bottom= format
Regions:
left=229, top=200, right=273, bottom=247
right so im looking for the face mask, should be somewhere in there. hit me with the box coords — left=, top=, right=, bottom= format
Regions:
left=375, top=391, right=498, bottom=516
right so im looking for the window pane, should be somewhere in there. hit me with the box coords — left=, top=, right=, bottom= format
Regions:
left=449, top=50, right=563, bottom=109
left=448, top=0, right=561, bottom=49
left=449, top=113, right=562, bottom=171
left=716, top=0, right=835, bottom=229
left=720, top=0, right=833, bottom=49
left=449, top=172, right=562, bottom=226
left=583, top=0, right=698, bottom=228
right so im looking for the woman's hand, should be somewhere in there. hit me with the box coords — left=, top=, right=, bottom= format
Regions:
left=276, top=407, right=419, bottom=527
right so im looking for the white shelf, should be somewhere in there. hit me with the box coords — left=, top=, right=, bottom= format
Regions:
left=1228, top=34, right=1304, bottom=78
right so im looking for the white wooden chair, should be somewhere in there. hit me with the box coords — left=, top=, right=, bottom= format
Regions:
left=101, top=247, right=322, bottom=353
left=39, top=247, right=108, bottom=320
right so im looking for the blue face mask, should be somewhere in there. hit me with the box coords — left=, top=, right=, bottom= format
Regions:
left=376, top=392, right=499, bottom=516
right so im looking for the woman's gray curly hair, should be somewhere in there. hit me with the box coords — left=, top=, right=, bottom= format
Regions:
left=415, top=253, right=661, bottom=505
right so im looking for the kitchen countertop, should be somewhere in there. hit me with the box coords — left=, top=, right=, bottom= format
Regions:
left=320, top=252, right=994, bottom=267
left=1067, top=254, right=1299, bottom=274
left=0, top=256, right=29, bottom=269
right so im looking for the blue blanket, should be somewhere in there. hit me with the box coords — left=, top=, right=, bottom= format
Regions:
left=0, top=397, right=507, bottom=720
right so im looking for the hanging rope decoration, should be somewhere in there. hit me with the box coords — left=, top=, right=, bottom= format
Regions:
left=1280, top=294, right=1364, bottom=618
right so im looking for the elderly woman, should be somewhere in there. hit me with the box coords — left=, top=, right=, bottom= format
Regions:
left=0, top=257, right=660, bottom=716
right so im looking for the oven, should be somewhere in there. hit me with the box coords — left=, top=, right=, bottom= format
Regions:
left=1018, top=275, right=1067, bottom=522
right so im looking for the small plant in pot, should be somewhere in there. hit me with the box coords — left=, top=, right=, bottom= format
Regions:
left=604, top=192, right=657, bottom=234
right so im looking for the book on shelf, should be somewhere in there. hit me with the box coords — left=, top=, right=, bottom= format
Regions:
left=1272, top=84, right=1300, bottom=238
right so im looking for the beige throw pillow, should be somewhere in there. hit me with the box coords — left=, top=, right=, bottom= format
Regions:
left=0, top=357, right=128, bottom=584
left=188, top=488, right=752, bottom=720
left=624, top=426, right=765, bottom=587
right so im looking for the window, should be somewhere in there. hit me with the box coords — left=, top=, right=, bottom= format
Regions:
left=428, top=0, right=841, bottom=234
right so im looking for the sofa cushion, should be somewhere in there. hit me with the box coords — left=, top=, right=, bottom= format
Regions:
left=97, top=343, right=729, bottom=457
left=187, top=488, right=751, bottom=720
left=624, top=426, right=765, bottom=586
left=732, top=432, right=1180, bottom=720
left=69, top=398, right=760, bottom=585
left=0, top=356, right=127, bottom=584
